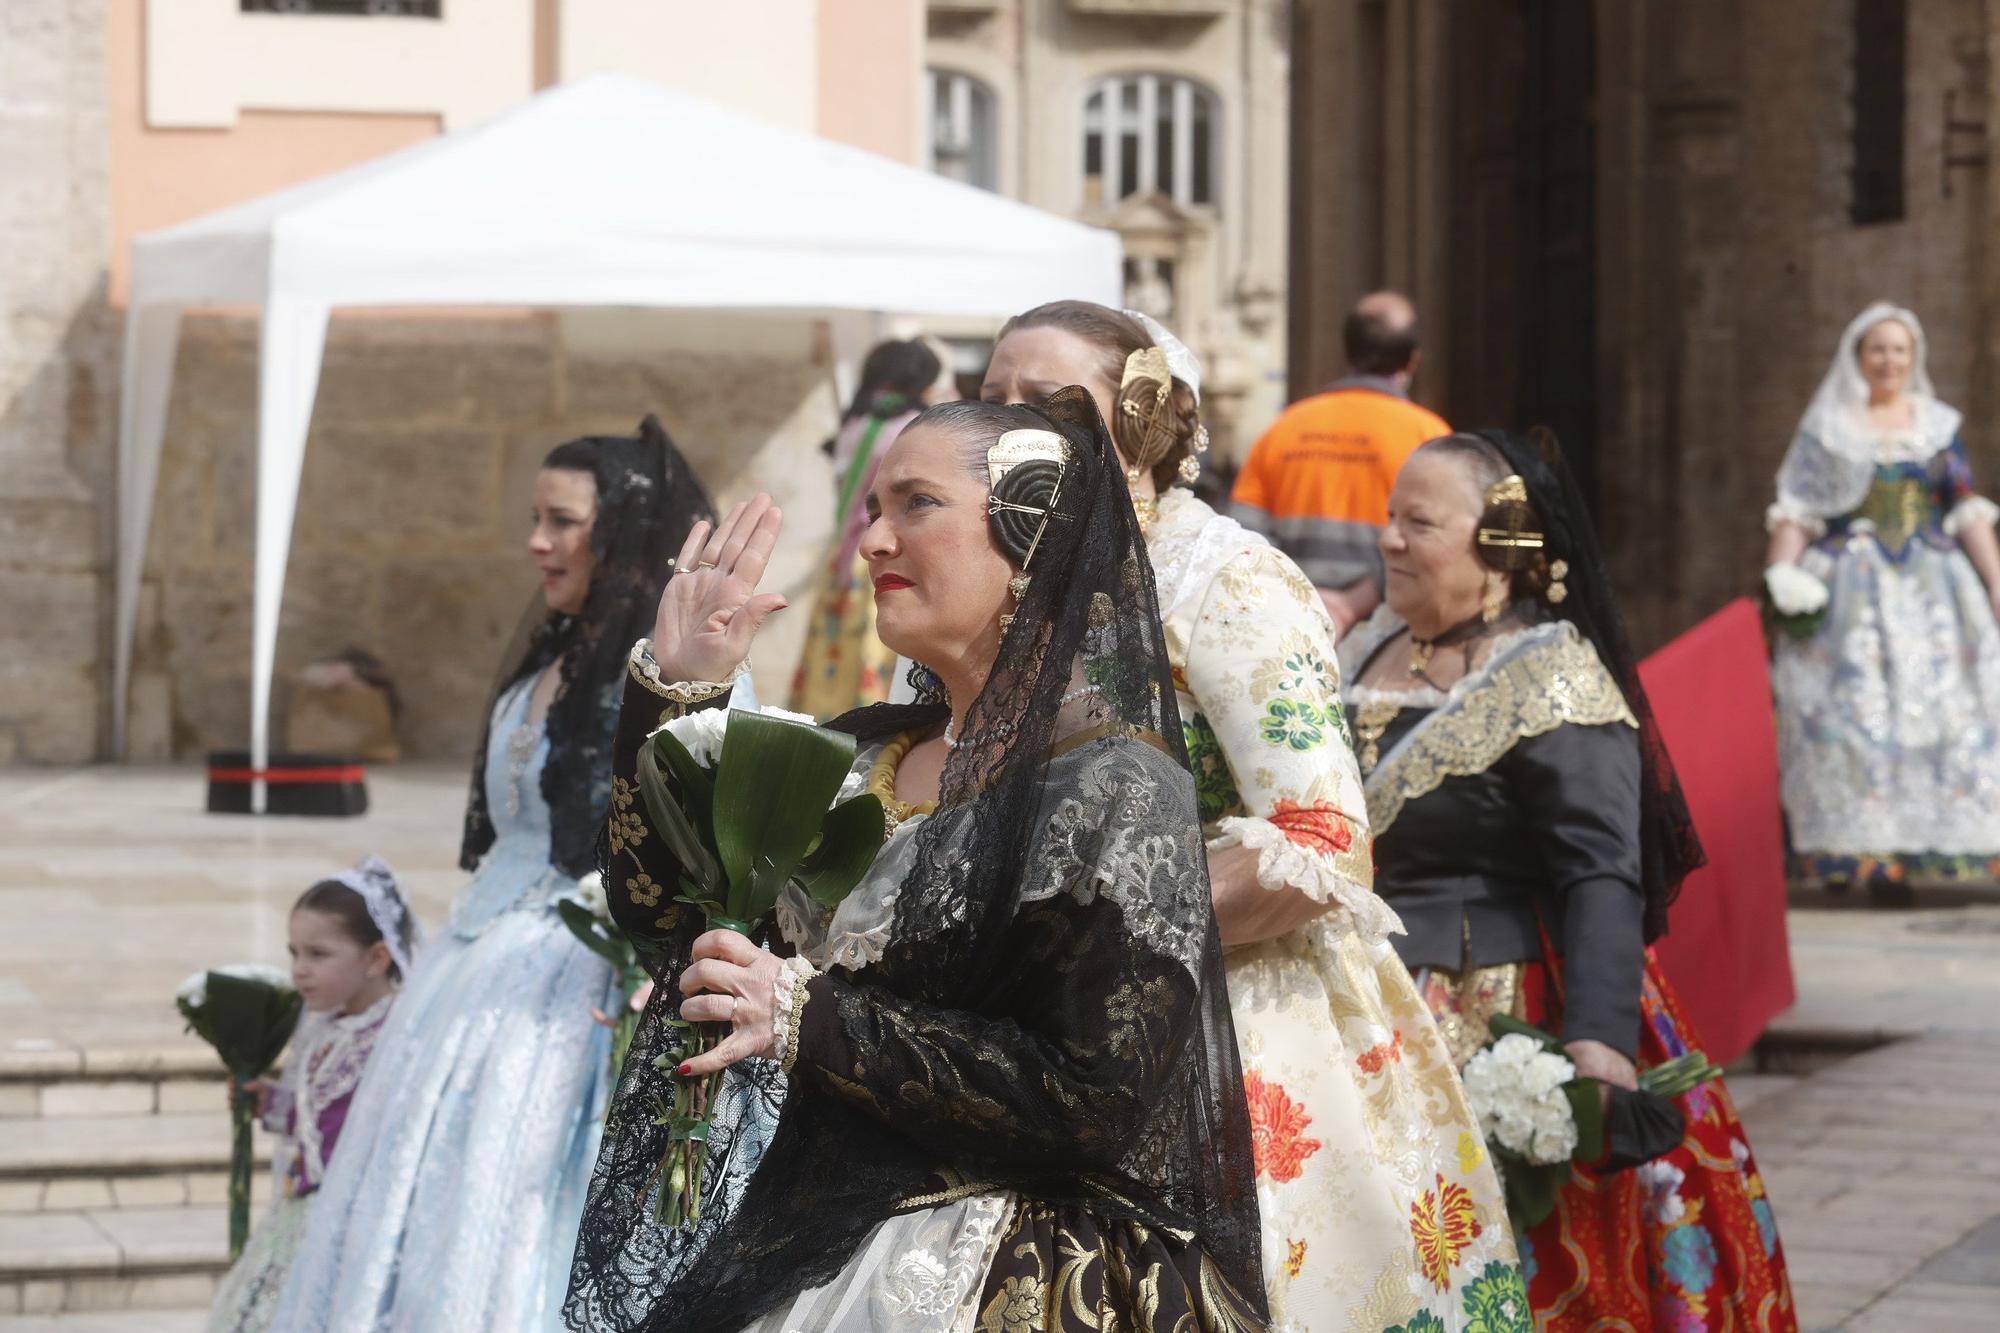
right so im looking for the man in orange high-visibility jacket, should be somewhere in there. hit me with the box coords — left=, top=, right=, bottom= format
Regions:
left=1233, top=291, right=1449, bottom=634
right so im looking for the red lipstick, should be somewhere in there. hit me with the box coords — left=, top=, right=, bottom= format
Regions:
left=873, top=573, right=913, bottom=594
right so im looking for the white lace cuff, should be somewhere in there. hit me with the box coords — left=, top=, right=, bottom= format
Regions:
left=770, top=955, right=816, bottom=1074
left=1209, top=815, right=1404, bottom=942
left=1944, top=494, right=2000, bottom=537
left=1764, top=499, right=1826, bottom=539
left=627, top=638, right=739, bottom=703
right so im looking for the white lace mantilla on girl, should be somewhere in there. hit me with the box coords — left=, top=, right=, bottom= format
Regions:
left=1150, top=488, right=1518, bottom=1332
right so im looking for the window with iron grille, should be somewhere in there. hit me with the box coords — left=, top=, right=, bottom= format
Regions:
left=1850, top=0, right=1906, bottom=225
left=240, top=1, right=441, bottom=15
left=928, top=70, right=998, bottom=191
left=1083, top=74, right=1218, bottom=210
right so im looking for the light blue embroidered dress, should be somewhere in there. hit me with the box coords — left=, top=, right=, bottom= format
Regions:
left=274, top=679, right=618, bottom=1331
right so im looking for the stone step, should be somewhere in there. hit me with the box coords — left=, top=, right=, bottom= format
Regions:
left=0, top=1206, right=228, bottom=1317
left=0, top=1049, right=227, bottom=1122
left=0, top=1315, right=205, bottom=1332
left=0, top=1115, right=272, bottom=1214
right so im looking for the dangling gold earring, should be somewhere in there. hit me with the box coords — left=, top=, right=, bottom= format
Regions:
left=1480, top=571, right=1509, bottom=624
left=1001, top=572, right=1032, bottom=629
left=1545, top=559, right=1570, bottom=605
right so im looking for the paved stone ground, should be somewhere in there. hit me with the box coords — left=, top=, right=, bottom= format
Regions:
left=3, top=765, right=1998, bottom=1329
left=1738, top=895, right=2000, bottom=1331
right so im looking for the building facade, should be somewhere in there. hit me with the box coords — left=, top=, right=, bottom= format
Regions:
left=923, top=0, right=1294, bottom=455
left=1290, top=0, right=2000, bottom=648
left=3, top=0, right=926, bottom=764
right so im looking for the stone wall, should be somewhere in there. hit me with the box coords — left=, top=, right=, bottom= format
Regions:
left=0, top=0, right=115, bottom=764
left=1290, top=0, right=2000, bottom=649
left=124, top=312, right=839, bottom=762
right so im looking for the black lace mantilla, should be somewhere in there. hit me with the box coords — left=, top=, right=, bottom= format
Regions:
left=566, top=390, right=1268, bottom=1331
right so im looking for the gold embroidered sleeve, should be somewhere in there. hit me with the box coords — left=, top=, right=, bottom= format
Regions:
left=607, top=641, right=733, bottom=979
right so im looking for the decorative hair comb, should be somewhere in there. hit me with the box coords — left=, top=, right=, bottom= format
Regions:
left=986, top=428, right=1073, bottom=572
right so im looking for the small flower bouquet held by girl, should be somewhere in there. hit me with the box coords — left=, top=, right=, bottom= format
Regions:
left=634, top=682, right=883, bottom=1227
left=1461, top=1014, right=1719, bottom=1239
left=174, top=965, right=303, bottom=1259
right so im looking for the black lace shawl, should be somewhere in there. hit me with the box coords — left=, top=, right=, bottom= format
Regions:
left=1469, top=428, right=1704, bottom=939
left=566, top=390, right=1267, bottom=1331
left=459, top=417, right=714, bottom=880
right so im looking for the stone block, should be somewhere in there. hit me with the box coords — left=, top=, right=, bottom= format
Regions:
left=39, top=1081, right=155, bottom=1119
left=108, top=1175, right=188, bottom=1210
left=0, top=1084, right=39, bottom=1118
left=0, top=1181, right=43, bottom=1213
left=0, top=1282, right=17, bottom=1315
left=40, top=1178, right=114, bottom=1210
left=313, top=337, right=480, bottom=428
left=154, top=1080, right=227, bottom=1116
left=125, top=1272, right=217, bottom=1309
left=19, top=1279, right=64, bottom=1315
left=6, top=665, right=98, bottom=766
left=293, top=426, right=502, bottom=556
left=64, top=1275, right=135, bottom=1312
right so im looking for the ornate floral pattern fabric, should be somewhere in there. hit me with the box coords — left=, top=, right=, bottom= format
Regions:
left=1771, top=434, right=2000, bottom=879
left=1150, top=490, right=1519, bottom=1332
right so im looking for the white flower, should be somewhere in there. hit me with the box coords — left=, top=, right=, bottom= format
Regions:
left=174, top=963, right=294, bottom=1012
left=650, top=706, right=731, bottom=767
left=1462, top=1034, right=1580, bottom=1165
left=1764, top=562, right=1829, bottom=616
left=756, top=704, right=818, bottom=728
left=574, top=871, right=609, bottom=921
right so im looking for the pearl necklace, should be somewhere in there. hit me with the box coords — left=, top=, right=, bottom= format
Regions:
left=942, top=683, right=1103, bottom=750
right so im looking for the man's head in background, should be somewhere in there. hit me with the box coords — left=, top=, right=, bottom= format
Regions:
left=1344, top=290, right=1421, bottom=389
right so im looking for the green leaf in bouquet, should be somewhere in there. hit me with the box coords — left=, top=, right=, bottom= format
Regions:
left=795, top=793, right=887, bottom=908
left=710, top=711, right=857, bottom=924
left=1640, top=1052, right=1721, bottom=1098
left=637, top=741, right=722, bottom=900
left=650, top=728, right=716, bottom=843
left=1563, top=1078, right=1606, bottom=1164
left=1486, top=1013, right=1565, bottom=1052
left=556, top=899, right=639, bottom=970
left=1499, top=1150, right=1565, bottom=1234
left=198, top=972, right=304, bottom=1078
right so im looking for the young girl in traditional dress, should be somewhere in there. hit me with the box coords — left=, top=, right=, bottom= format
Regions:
left=207, top=857, right=420, bottom=1333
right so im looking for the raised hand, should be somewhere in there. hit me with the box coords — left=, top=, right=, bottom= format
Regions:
left=652, top=494, right=787, bottom=685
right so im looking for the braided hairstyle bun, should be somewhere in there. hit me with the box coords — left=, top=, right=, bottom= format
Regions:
left=998, top=300, right=1202, bottom=490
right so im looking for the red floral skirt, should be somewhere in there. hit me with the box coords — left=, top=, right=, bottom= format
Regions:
left=1426, top=954, right=1799, bottom=1331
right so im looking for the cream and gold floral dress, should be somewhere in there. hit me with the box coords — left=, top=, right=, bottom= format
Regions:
left=1152, top=489, right=1524, bottom=1333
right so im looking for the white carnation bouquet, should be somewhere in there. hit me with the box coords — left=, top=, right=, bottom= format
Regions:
left=1463, top=1015, right=1718, bottom=1237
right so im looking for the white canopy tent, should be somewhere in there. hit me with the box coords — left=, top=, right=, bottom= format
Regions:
left=114, top=73, right=1120, bottom=806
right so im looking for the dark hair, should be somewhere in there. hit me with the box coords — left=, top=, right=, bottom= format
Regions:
left=1343, top=302, right=1420, bottom=376
left=294, top=880, right=404, bottom=981
left=844, top=339, right=943, bottom=422
left=996, top=300, right=1201, bottom=491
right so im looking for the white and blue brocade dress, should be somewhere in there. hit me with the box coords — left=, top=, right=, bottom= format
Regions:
left=1770, top=416, right=2000, bottom=883
left=273, top=679, right=619, bottom=1331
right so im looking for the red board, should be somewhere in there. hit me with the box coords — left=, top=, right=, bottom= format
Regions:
left=1635, top=598, right=1795, bottom=1065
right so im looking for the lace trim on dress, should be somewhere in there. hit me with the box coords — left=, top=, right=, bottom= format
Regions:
left=1357, top=622, right=1638, bottom=836
left=1765, top=498, right=1829, bottom=539
left=1147, top=489, right=1268, bottom=618
left=1944, top=494, right=2000, bottom=537
left=626, top=638, right=738, bottom=703
left=1207, top=813, right=1403, bottom=941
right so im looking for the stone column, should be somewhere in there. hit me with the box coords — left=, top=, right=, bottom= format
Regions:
left=0, top=1, right=115, bottom=763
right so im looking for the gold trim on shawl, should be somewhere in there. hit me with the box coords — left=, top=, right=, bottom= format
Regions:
left=1362, top=625, right=1636, bottom=836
